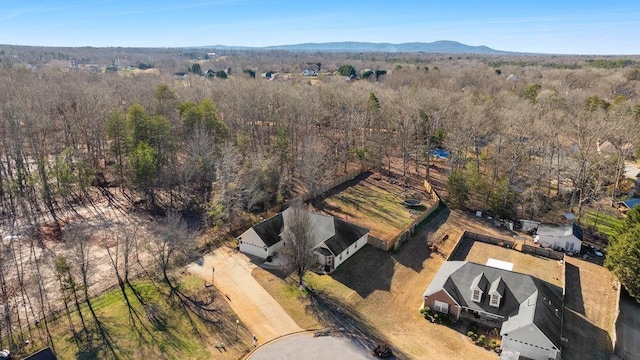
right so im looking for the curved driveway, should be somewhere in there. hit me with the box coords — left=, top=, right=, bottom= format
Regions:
left=188, top=247, right=302, bottom=343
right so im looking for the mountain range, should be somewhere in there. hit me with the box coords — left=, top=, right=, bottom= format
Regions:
left=209, top=41, right=512, bottom=54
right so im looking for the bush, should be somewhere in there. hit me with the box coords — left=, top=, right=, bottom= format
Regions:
left=467, top=331, right=475, bottom=337
left=489, top=340, right=497, bottom=350
left=420, top=307, right=431, bottom=316
left=476, top=334, right=486, bottom=346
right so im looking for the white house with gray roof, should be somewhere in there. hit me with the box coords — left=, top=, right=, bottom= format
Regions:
left=422, top=261, right=563, bottom=360
left=237, top=207, right=369, bottom=272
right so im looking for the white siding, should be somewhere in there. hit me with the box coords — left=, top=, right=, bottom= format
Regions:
left=332, top=234, right=368, bottom=269
left=502, top=325, right=559, bottom=360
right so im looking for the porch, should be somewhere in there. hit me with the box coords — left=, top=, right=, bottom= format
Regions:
left=458, top=307, right=504, bottom=328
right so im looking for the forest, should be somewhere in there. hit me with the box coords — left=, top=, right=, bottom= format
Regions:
left=0, top=45, right=640, bottom=356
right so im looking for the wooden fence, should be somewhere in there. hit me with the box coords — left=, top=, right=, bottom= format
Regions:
left=464, top=231, right=515, bottom=249
left=521, top=244, right=565, bottom=260
left=381, top=179, right=442, bottom=252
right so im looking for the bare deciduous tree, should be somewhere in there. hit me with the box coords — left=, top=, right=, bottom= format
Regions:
left=280, top=200, right=316, bottom=286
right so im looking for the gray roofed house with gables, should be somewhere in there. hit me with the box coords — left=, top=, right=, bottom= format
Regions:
left=238, top=207, right=369, bottom=272
left=422, top=261, right=563, bottom=360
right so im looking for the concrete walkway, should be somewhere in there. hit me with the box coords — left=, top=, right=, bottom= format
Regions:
left=187, top=247, right=302, bottom=343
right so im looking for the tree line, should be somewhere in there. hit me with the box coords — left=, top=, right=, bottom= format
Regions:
left=1, top=51, right=640, bottom=352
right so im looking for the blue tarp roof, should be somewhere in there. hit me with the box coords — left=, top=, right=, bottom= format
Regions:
left=622, top=198, right=640, bottom=209
left=430, top=149, right=450, bottom=159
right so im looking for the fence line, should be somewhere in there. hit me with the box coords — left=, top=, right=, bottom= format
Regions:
left=464, top=231, right=515, bottom=249
left=521, top=244, right=565, bottom=260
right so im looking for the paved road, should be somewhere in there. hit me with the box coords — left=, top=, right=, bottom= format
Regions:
left=187, top=247, right=302, bottom=343
left=247, top=332, right=376, bottom=360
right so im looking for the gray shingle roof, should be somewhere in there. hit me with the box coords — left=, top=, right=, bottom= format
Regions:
left=249, top=210, right=369, bottom=255
left=536, top=223, right=583, bottom=241
left=252, top=213, right=283, bottom=247
left=323, top=218, right=369, bottom=255
left=423, top=261, right=563, bottom=348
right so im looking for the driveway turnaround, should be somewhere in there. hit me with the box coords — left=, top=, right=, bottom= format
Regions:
left=247, top=332, right=376, bottom=360
left=188, top=247, right=302, bottom=343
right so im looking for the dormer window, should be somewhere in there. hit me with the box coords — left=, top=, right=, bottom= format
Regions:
left=470, top=272, right=488, bottom=303
left=489, top=276, right=505, bottom=308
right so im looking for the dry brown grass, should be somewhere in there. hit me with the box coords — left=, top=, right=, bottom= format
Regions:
left=562, top=257, right=618, bottom=360
left=255, top=208, right=499, bottom=360
left=450, top=239, right=564, bottom=287
left=252, top=268, right=320, bottom=330
left=314, top=171, right=433, bottom=240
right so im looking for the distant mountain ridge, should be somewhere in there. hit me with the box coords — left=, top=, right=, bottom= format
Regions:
left=210, top=41, right=512, bottom=54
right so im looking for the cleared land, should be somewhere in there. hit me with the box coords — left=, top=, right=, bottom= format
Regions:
left=314, top=171, right=433, bottom=241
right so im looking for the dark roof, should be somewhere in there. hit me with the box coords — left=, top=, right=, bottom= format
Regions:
left=323, top=218, right=369, bottom=255
left=424, top=261, right=563, bottom=348
left=23, top=347, right=57, bottom=360
left=252, top=213, right=283, bottom=247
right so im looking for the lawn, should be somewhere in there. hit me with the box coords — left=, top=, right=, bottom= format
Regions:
left=315, top=171, right=433, bottom=240
left=9, top=276, right=249, bottom=360
left=579, top=208, right=623, bottom=239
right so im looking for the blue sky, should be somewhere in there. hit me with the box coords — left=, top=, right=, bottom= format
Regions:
left=1, top=1, right=639, bottom=55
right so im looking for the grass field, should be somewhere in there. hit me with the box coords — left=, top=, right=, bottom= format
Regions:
left=579, top=208, right=623, bottom=239
left=9, top=276, right=248, bottom=360
left=316, top=172, right=432, bottom=240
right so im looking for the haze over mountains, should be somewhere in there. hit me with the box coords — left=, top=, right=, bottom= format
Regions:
left=209, top=40, right=513, bottom=54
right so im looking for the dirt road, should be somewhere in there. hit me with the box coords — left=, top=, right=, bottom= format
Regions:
left=188, top=247, right=302, bottom=343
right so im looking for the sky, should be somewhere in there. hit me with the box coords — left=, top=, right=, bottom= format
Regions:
left=1, top=0, right=639, bottom=55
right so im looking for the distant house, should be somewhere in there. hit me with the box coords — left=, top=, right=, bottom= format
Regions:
left=618, top=198, right=640, bottom=213
left=173, top=72, right=188, bottom=79
left=422, top=261, right=563, bottom=360
left=237, top=208, right=369, bottom=272
left=534, top=223, right=583, bottom=253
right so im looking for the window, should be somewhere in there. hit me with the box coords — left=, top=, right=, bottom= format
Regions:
left=433, top=300, right=449, bottom=313
left=347, top=249, right=349, bottom=254
left=472, top=289, right=481, bottom=302
left=490, top=294, right=500, bottom=307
